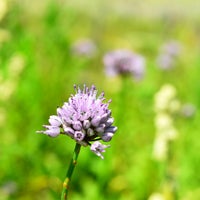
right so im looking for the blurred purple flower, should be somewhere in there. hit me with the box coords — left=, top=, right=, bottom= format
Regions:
left=161, top=40, right=181, bottom=57
left=156, top=40, right=182, bottom=70
left=71, top=39, right=97, bottom=58
left=156, top=54, right=175, bottom=70
left=37, top=85, right=117, bottom=159
left=181, top=103, right=196, bottom=118
left=103, top=49, right=145, bottom=80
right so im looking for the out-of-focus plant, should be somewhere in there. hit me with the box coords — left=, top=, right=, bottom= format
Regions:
left=151, top=84, right=181, bottom=200
left=156, top=40, right=182, bottom=70
left=71, top=38, right=97, bottom=58
left=103, top=49, right=145, bottom=81
left=180, top=103, right=196, bottom=118
left=0, top=0, right=7, bottom=22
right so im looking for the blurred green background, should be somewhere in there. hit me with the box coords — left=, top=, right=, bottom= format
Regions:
left=0, top=0, right=200, bottom=199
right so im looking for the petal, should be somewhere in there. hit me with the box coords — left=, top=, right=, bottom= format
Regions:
left=104, top=126, right=118, bottom=133
left=100, top=111, right=111, bottom=123
left=74, top=131, right=85, bottom=141
left=72, top=121, right=82, bottom=131
left=105, top=117, right=114, bottom=127
left=49, top=115, right=62, bottom=126
left=90, top=141, right=110, bottom=159
left=101, top=132, right=114, bottom=142
left=40, top=127, right=60, bottom=137
left=83, top=120, right=91, bottom=129
left=63, top=125, right=74, bottom=136
left=91, top=116, right=101, bottom=127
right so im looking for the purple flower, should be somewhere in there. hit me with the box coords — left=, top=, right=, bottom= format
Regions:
left=71, top=39, right=97, bottom=58
left=156, top=40, right=182, bottom=70
left=103, top=49, right=145, bottom=80
left=37, top=85, right=117, bottom=159
left=156, top=54, right=175, bottom=70
left=181, top=103, right=196, bottom=118
left=161, top=40, right=181, bottom=57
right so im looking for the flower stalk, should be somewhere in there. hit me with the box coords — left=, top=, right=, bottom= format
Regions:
left=37, top=84, right=117, bottom=198
left=61, top=143, right=81, bottom=200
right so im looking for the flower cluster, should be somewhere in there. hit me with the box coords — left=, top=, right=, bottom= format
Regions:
left=103, top=49, right=145, bottom=80
left=37, top=85, right=117, bottom=159
left=71, top=39, right=97, bottom=58
left=148, top=192, right=165, bottom=200
left=156, top=40, right=181, bottom=70
left=180, top=103, right=196, bottom=118
left=152, top=84, right=180, bottom=161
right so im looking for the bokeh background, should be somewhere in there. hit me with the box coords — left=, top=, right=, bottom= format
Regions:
left=0, top=0, right=200, bottom=199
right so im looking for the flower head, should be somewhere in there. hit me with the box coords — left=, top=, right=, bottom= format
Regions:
left=37, top=85, right=117, bottom=158
left=71, top=39, right=97, bottom=58
left=148, top=193, right=165, bottom=200
left=154, top=84, right=179, bottom=112
left=156, top=53, right=175, bottom=70
left=156, top=40, right=182, bottom=70
left=161, top=40, right=181, bottom=57
left=181, top=103, right=196, bottom=118
left=103, top=49, right=145, bottom=80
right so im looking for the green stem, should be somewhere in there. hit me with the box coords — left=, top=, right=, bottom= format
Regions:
left=61, top=143, right=81, bottom=200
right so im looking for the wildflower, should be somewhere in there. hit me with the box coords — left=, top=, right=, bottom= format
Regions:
left=156, top=54, right=175, bottom=70
left=71, top=39, right=97, bottom=58
left=152, top=84, right=179, bottom=161
left=161, top=40, right=181, bottom=57
left=181, top=103, right=196, bottom=118
left=154, top=84, right=180, bottom=113
left=148, top=193, right=165, bottom=200
left=156, top=40, right=181, bottom=70
left=37, top=85, right=117, bottom=159
left=152, top=134, right=168, bottom=161
left=154, top=113, right=173, bottom=130
left=103, top=49, right=145, bottom=80
left=0, top=0, right=7, bottom=22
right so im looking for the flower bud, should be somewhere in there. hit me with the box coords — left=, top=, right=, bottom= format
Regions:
left=74, top=131, right=85, bottom=141
left=101, top=132, right=114, bottom=142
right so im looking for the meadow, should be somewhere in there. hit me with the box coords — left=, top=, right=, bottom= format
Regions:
left=0, top=0, right=200, bottom=199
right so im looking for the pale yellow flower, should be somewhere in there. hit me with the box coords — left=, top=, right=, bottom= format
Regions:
left=152, top=135, right=168, bottom=161
left=8, top=53, right=26, bottom=79
left=154, top=84, right=177, bottom=112
left=155, top=113, right=173, bottom=131
left=0, top=0, right=7, bottom=21
left=162, top=127, right=179, bottom=140
left=0, top=80, right=15, bottom=101
left=148, top=192, right=166, bottom=200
